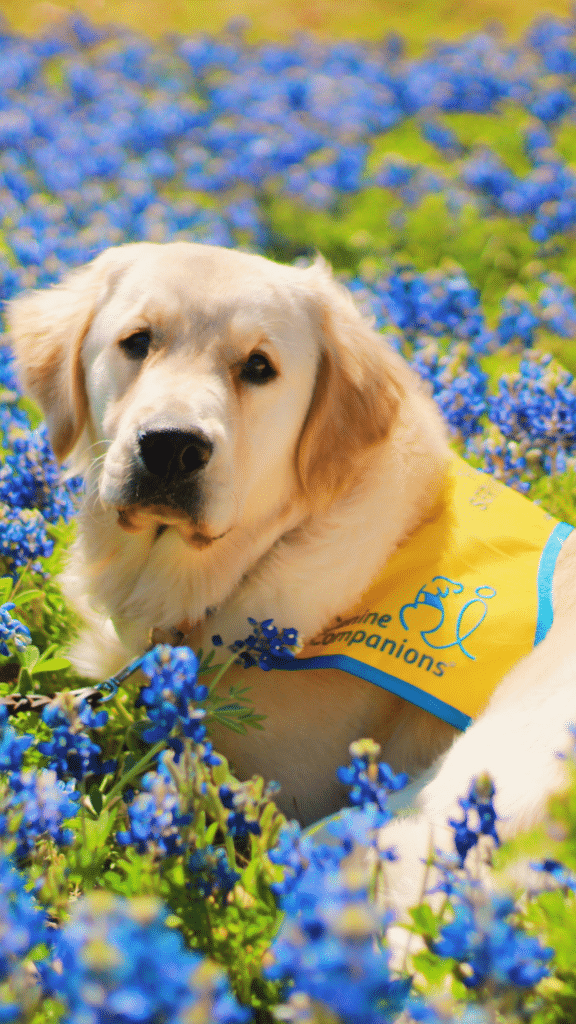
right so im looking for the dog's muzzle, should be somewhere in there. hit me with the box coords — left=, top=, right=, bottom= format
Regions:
left=115, top=427, right=214, bottom=528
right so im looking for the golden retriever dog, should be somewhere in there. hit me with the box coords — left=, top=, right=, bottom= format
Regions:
left=8, top=241, right=576, bottom=909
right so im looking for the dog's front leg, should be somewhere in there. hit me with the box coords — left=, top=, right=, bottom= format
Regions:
left=417, top=656, right=575, bottom=842
left=65, top=611, right=139, bottom=680
left=377, top=643, right=576, bottom=938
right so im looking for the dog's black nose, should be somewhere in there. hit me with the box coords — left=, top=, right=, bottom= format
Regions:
left=138, top=429, right=213, bottom=480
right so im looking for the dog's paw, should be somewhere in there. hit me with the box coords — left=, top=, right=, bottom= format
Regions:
left=67, top=618, right=133, bottom=680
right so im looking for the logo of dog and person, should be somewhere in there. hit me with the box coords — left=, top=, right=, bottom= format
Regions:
left=400, top=575, right=496, bottom=660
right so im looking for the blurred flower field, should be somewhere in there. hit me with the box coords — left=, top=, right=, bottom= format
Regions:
left=4, top=9, right=576, bottom=1024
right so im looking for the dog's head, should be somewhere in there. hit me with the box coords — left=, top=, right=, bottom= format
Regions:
left=8, top=242, right=406, bottom=550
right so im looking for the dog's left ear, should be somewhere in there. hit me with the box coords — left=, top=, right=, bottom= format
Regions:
left=297, top=257, right=408, bottom=505
left=7, top=247, right=126, bottom=461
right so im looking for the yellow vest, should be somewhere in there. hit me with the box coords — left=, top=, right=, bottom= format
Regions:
left=271, top=457, right=573, bottom=731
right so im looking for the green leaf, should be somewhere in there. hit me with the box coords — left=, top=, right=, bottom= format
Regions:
left=211, top=758, right=230, bottom=786
left=30, top=656, right=71, bottom=674
left=205, top=821, right=220, bottom=844
left=409, top=902, right=441, bottom=939
left=20, top=645, right=40, bottom=671
left=198, top=648, right=217, bottom=672
left=412, top=948, right=455, bottom=987
left=12, top=589, right=43, bottom=606
left=89, top=784, right=103, bottom=816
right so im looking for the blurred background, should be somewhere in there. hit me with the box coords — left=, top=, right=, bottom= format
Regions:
left=1, top=0, right=575, bottom=47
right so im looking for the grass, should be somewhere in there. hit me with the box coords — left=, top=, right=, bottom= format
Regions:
left=1, top=0, right=574, bottom=47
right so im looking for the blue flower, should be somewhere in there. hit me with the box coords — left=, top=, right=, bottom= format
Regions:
left=0, top=601, right=31, bottom=657
left=39, top=698, right=116, bottom=782
left=137, top=645, right=208, bottom=749
left=267, top=863, right=410, bottom=1023
left=336, top=738, right=407, bottom=824
left=432, top=879, right=552, bottom=990
left=218, top=782, right=262, bottom=839
left=227, top=618, right=299, bottom=670
left=0, top=705, right=34, bottom=772
left=48, top=892, right=252, bottom=1023
left=188, top=844, right=241, bottom=901
left=421, top=119, right=463, bottom=154
left=496, top=294, right=538, bottom=348
left=116, top=755, right=192, bottom=857
left=0, top=851, right=47, bottom=983
left=411, top=341, right=488, bottom=439
left=7, top=768, right=81, bottom=859
left=0, top=505, right=54, bottom=576
left=448, top=775, right=500, bottom=868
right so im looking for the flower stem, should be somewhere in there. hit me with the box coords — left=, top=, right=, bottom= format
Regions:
left=102, top=739, right=166, bottom=811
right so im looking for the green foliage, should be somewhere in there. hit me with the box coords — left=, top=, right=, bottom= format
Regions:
left=443, top=105, right=537, bottom=175
left=265, top=170, right=544, bottom=309
left=531, top=467, right=576, bottom=525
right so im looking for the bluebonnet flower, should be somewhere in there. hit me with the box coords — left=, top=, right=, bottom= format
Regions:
left=469, top=426, right=536, bottom=492
left=0, top=850, right=47, bottom=984
left=432, top=879, right=552, bottom=990
left=137, top=645, right=208, bottom=750
left=374, top=157, right=417, bottom=190
left=465, top=349, right=576, bottom=486
left=0, top=602, right=31, bottom=656
left=267, top=862, right=410, bottom=1024
left=117, top=754, right=192, bottom=857
left=337, top=737, right=407, bottom=824
left=448, top=775, right=500, bottom=868
left=528, top=857, right=576, bottom=891
left=7, top=768, right=80, bottom=859
left=0, top=348, right=22, bottom=395
left=529, top=87, right=574, bottom=124
left=495, top=292, right=539, bottom=348
left=421, top=119, right=463, bottom=155
left=268, top=818, right=350, bottom=904
left=530, top=18, right=576, bottom=74
left=461, top=150, right=516, bottom=202
left=538, top=273, right=576, bottom=337
left=0, top=14, right=571, bottom=277
left=411, top=342, right=488, bottom=439
left=531, top=193, right=576, bottom=242
left=39, top=697, right=116, bottom=782
left=228, top=618, right=299, bottom=670
left=0, top=705, right=33, bottom=772
left=0, top=504, right=54, bottom=575
left=188, top=845, right=241, bottom=901
left=219, top=782, right=262, bottom=839
left=376, top=267, right=488, bottom=347
left=269, top=742, right=400, bottom=910
left=48, top=892, right=252, bottom=1023
left=0, top=427, right=81, bottom=524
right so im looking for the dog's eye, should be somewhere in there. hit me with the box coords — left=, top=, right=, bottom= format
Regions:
left=239, top=351, right=277, bottom=385
left=119, top=330, right=151, bottom=360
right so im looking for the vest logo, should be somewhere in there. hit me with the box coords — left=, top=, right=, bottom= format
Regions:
left=399, top=576, right=497, bottom=661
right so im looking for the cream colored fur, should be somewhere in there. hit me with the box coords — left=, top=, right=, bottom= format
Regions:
left=8, top=241, right=576, bottom=909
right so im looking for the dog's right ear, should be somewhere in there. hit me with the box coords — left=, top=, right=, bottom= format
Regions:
left=6, top=248, right=125, bottom=461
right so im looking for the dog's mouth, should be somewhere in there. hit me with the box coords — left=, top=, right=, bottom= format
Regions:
left=117, top=505, right=230, bottom=549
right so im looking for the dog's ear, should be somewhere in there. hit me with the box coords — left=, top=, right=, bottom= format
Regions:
left=297, top=258, right=407, bottom=505
left=6, top=248, right=125, bottom=461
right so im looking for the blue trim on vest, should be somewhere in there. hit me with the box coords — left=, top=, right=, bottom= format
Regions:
left=266, top=651, right=473, bottom=731
left=534, top=521, right=574, bottom=646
